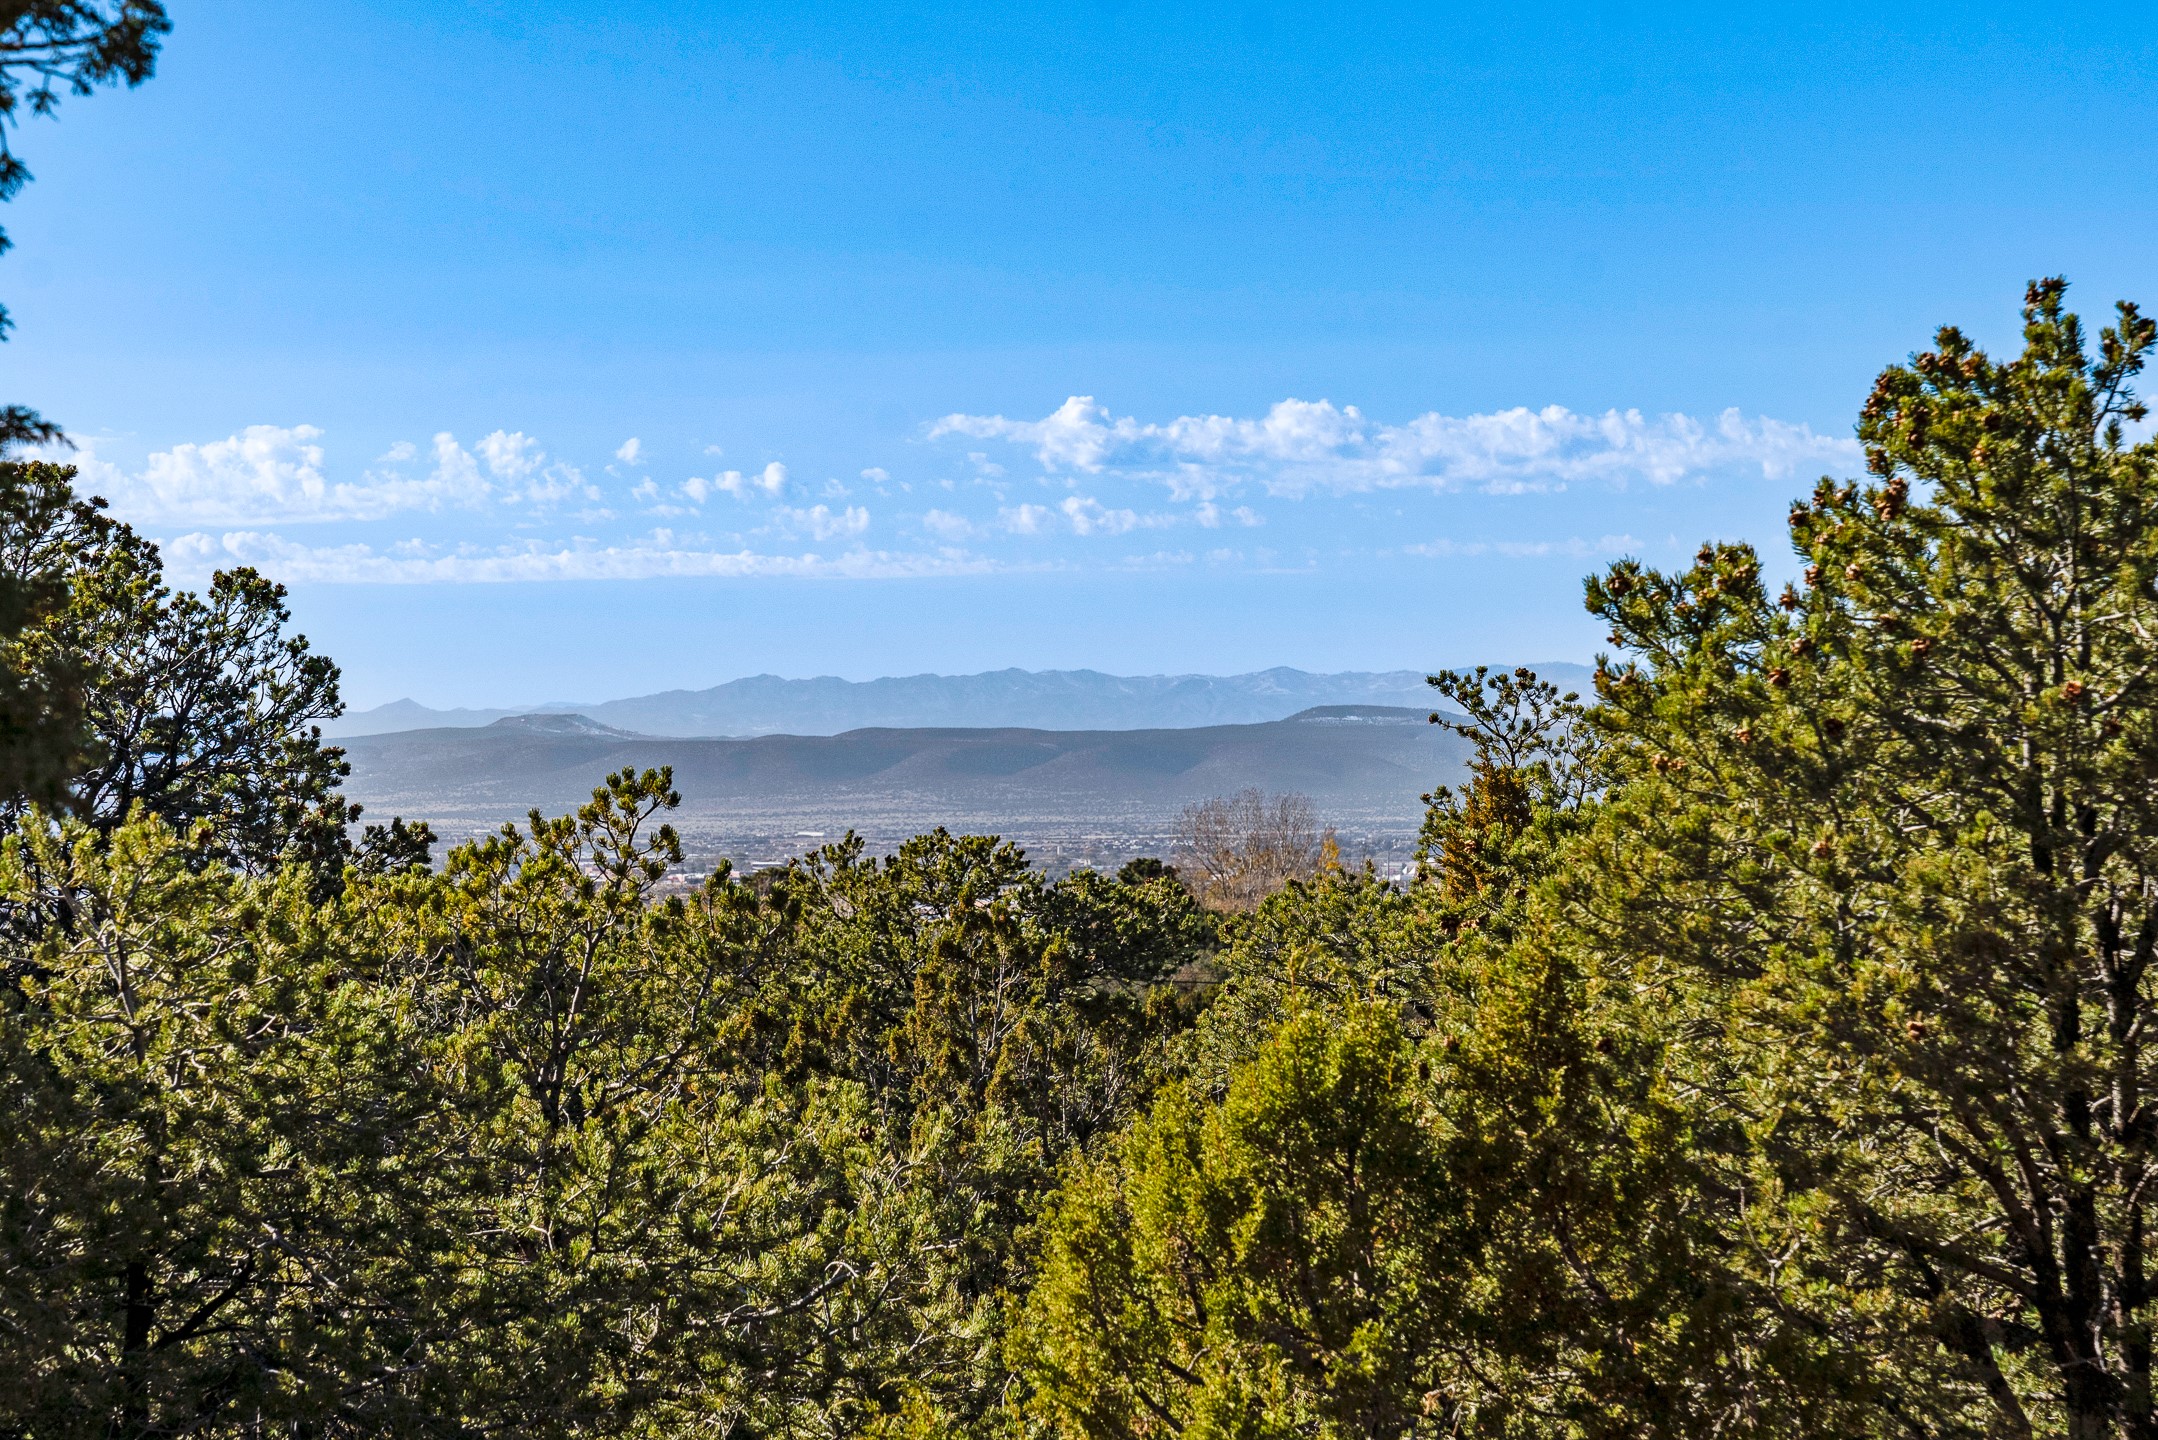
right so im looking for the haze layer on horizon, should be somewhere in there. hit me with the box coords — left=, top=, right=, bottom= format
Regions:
left=4, top=1, right=2152, bottom=707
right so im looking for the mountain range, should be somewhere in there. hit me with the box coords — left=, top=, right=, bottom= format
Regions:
left=339, top=705, right=1476, bottom=842
left=327, top=664, right=1595, bottom=739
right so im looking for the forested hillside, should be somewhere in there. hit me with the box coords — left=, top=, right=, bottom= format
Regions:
left=6, top=281, right=2158, bottom=1435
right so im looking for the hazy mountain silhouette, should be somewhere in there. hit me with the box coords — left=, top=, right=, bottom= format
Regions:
left=340, top=704, right=1477, bottom=833
left=327, top=664, right=1594, bottom=739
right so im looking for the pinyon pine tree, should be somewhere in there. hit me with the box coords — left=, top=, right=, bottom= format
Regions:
left=1586, top=278, right=2158, bottom=1435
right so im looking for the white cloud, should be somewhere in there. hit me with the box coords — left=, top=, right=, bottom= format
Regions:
left=66, top=401, right=1805, bottom=589
left=670, top=463, right=786, bottom=509
left=991, top=496, right=1173, bottom=538
left=424, top=432, right=486, bottom=501
left=136, top=424, right=331, bottom=516
left=1195, top=501, right=1264, bottom=528
left=691, top=461, right=788, bottom=502
left=1061, top=495, right=1144, bottom=536
left=474, top=430, right=597, bottom=507
left=773, top=504, right=871, bottom=541
left=63, top=425, right=484, bottom=525
left=921, top=508, right=975, bottom=540
left=160, top=529, right=1001, bottom=584
left=932, top=396, right=1130, bottom=473
left=58, top=424, right=609, bottom=525
left=1000, top=503, right=1053, bottom=534
left=932, top=396, right=1859, bottom=499
left=478, top=430, right=542, bottom=481
left=1403, top=534, right=1645, bottom=559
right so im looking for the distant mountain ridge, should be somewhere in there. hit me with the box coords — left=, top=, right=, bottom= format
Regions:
left=327, top=664, right=1595, bottom=739
left=339, top=704, right=1476, bottom=835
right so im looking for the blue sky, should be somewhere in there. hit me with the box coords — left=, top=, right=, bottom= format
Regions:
left=5, top=1, right=2154, bottom=707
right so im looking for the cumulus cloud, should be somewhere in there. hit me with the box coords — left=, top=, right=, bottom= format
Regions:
left=921, top=508, right=975, bottom=540
left=118, top=425, right=334, bottom=520
left=73, top=399, right=1807, bottom=587
left=986, top=496, right=1175, bottom=538
left=159, top=529, right=1000, bottom=585
left=477, top=430, right=542, bottom=481
left=733, top=462, right=789, bottom=499
left=470, top=431, right=596, bottom=507
left=423, top=432, right=487, bottom=501
left=773, top=504, right=871, bottom=541
left=1194, top=501, right=1263, bottom=528
left=60, top=424, right=609, bottom=525
left=999, top=503, right=1053, bottom=535
left=638, top=464, right=794, bottom=515
left=65, top=425, right=479, bottom=524
left=931, top=396, right=1858, bottom=499
left=1060, top=495, right=1146, bottom=536
left=677, top=461, right=789, bottom=505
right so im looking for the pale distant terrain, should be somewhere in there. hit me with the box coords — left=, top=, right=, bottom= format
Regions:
left=329, top=665, right=1596, bottom=739
left=339, top=704, right=1480, bottom=876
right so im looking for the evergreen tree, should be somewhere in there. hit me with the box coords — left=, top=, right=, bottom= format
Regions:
left=0, top=465, right=356, bottom=877
left=0, top=810, right=436, bottom=1436
left=1022, top=669, right=1863, bottom=1437
left=0, top=462, right=90, bottom=803
left=1585, top=279, right=2158, bottom=1433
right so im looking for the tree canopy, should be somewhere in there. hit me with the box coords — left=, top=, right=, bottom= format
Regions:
left=6, top=267, right=2158, bottom=1432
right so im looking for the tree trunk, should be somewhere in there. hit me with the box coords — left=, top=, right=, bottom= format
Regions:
left=120, top=1257, right=154, bottom=1438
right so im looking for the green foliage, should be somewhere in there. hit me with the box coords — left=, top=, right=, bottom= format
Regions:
left=1019, top=1004, right=1459, bottom=1439
left=71, top=563, right=351, bottom=871
left=0, top=810, right=434, bottom=1435
left=1023, top=965, right=1844, bottom=1438
left=1187, top=871, right=1437, bottom=1089
left=1028, top=659, right=1865, bottom=1438
left=1575, top=279, right=2158, bottom=1434
left=17, top=279, right=2158, bottom=1439
left=0, top=2, right=168, bottom=207
left=1426, top=665, right=1601, bottom=806
left=0, top=465, right=357, bottom=880
left=343, top=770, right=991, bottom=1434
left=0, top=462, right=90, bottom=803
left=354, top=813, right=436, bottom=875
left=1418, top=665, right=1598, bottom=933
left=0, top=770, right=1215, bottom=1436
left=703, top=830, right=1218, bottom=1432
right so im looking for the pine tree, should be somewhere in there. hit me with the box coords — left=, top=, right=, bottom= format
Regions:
left=1587, top=279, right=2158, bottom=1435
